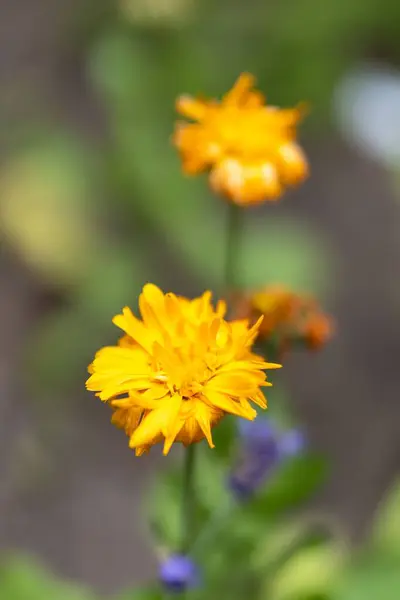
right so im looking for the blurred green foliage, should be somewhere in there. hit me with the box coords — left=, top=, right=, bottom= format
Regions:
left=4, top=0, right=368, bottom=398
left=2, top=0, right=400, bottom=598
left=0, top=556, right=163, bottom=600
left=147, top=408, right=331, bottom=600
left=5, top=458, right=400, bottom=600
left=0, top=557, right=97, bottom=600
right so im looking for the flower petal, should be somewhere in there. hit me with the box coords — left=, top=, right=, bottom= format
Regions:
left=195, top=402, right=216, bottom=448
left=129, top=409, right=166, bottom=449
left=223, top=73, right=255, bottom=106
left=113, top=307, right=155, bottom=353
left=203, top=390, right=257, bottom=419
left=176, top=95, right=210, bottom=121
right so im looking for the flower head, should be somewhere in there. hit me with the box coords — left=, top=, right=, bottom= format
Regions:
left=86, top=284, right=280, bottom=456
left=301, top=312, right=333, bottom=350
left=232, top=285, right=333, bottom=356
left=229, top=417, right=306, bottom=500
left=159, top=555, right=199, bottom=593
left=173, top=73, right=308, bottom=205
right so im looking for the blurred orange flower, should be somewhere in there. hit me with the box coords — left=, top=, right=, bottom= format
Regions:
left=301, top=312, right=333, bottom=350
left=173, top=73, right=308, bottom=205
left=233, top=285, right=333, bottom=355
left=250, top=285, right=302, bottom=338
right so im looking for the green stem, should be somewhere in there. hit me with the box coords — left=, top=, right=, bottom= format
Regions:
left=224, top=203, right=243, bottom=291
left=180, top=444, right=196, bottom=554
left=185, top=205, right=243, bottom=564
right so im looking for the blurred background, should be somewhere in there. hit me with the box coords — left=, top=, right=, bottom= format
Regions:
left=1, top=0, right=400, bottom=596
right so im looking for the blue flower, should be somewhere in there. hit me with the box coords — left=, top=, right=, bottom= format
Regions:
left=228, top=418, right=306, bottom=500
left=159, top=554, right=199, bottom=593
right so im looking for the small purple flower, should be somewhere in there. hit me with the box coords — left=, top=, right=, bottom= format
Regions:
left=228, top=458, right=274, bottom=500
left=229, top=418, right=305, bottom=500
left=238, top=418, right=277, bottom=449
left=159, top=555, right=199, bottom=593
left=279, top=429, right=306, bottom=457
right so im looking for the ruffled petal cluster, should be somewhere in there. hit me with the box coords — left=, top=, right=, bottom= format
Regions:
left=233, top=285, right=333, bottom=355
left=86, top=284, right=280, bottom=455
left=173, top=73, right=308, bottom=205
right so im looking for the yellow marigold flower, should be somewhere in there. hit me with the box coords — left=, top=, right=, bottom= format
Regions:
left=86, top=284, right=281, bottom=456
left=232, top=285, right=333, bottom=355
left=173, top=73, right=308, bottom=205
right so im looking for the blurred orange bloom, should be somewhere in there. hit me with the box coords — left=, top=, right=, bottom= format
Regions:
left=250, top=285, right=302, bottom=338
left=173, top=73, right=308, bottom=205
left=301, top=312, right=333, bottom=350
left=232, top=285, right=333, bottom=355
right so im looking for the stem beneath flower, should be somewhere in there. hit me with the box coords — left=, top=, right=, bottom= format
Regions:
left=180, top=444, right=196, bottom=554
left=224, top=203, right=243, bottom=291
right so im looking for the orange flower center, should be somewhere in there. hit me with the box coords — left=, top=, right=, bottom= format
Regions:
left=206, top=106, right=290, bottom=159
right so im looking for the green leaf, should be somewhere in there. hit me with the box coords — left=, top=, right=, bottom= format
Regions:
left=114, top=585, right=163, bottom=600
left=370, top=479, right=400, bottom=558
left=269, top=543, right=345, bottom=600
left=0, top=555, right=96, bottom=600
left=251, top=454, right=328, bottom=517
left=252, top=519, right=315, bottom=572
left=333, top=559, right=400, bottom=600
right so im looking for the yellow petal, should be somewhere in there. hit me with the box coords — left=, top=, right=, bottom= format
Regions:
left=194, top=402, right=215, bottom=448
left=113, top=307, right=155, bottom=353
left=207, top=372, right=263, bottom=396
left=135, top=446, right=151, bottom=457
left=112, top=385, right=167, bottom=410
left=129, top=409, right=166, bottom=449
left=216, top=299, right=227, bottom=318
left=163, top=394, right=183, bottom=438
left=217, top=360, right=270, bottom=374
left=163, top=418, right=185, bottom=455
left=223, top=73, right=255, bottom=106
left=203, top=390, right=257, bottom=419
left=164, top=292, right=185, bottom=324
left=142, top=283, right=165, bottom=306
left=91, top=380, right=151, bottom=402
left=277, top=142, right=309, bottom=186
left=277, top=103, right=308, bottom=128
left=176, top=95, right=209, bottom=121
left=111, top=407, right=142, bottom=434
left=250, top=390, right=267, bottom=409
left=152, top=342, right=183, bottom=387
left=178, top=417, right=202, bottom=446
